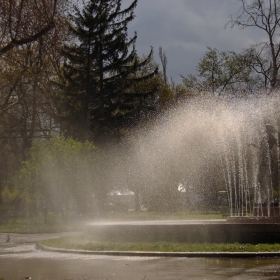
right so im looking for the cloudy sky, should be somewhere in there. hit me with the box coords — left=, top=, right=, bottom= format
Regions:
left=121, top=0, right=267, bottom=83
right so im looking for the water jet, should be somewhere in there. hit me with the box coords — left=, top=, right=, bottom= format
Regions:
left=87, top=95, right=280, bottom=244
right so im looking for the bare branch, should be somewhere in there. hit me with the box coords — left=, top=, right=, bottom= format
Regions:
left=0, top=0, right=59, bottom=56
left=0, top=22, right=55, bottom=55
left=158, top=46, right=168, bottom=85
left=228, top=0, right=280, bottom=89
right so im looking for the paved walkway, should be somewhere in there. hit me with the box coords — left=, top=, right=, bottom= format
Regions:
left=0, top=232, right=280, bottom=280
left=0, top=232, right=80, bottom=254
left=2, top=232, right=280, bottom=279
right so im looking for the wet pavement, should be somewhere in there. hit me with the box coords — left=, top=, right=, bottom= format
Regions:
left=1, top=232, right=280, bottom=279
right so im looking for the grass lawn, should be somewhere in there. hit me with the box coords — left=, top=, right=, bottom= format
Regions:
left=0, top=222, right=78, bottom=233
left=0, top=216, right=87, bottom=233
left=40, top=236, right=280, bottom=253
left=0, top=210, right=225, bottom=233
left=102, top=210, right=224, bottom=220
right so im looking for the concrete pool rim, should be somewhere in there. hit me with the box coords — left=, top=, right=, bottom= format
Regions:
left=85, top=219, right=280, bottom=243
left=36, top=243, right=280, bottom=258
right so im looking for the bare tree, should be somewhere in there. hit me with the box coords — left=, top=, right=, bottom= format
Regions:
left=244, top=42, right=273, bottom=89
left=0, top=0, right=61, bottom=55
left=0, top=0, right=84, bottom=221
left=0, top=0, right=72, bottom=164
left=228, top=0, right=280, bottom=89
left=159, top=46, right=168, bottom=85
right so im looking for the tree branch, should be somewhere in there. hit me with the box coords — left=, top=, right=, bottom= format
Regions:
left=0, top=21, right=55, bottom=55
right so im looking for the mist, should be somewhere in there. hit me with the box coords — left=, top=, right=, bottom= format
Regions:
left=8, top=94, right=280, bottom=222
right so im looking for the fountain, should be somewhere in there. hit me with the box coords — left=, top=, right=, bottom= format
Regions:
left=87, top=94, right=280, bottom=243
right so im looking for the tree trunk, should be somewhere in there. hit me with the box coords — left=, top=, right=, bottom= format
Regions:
left=134, top=192, right=141, bottom=211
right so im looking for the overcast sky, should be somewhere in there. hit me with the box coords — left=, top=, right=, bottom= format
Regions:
left=121, top=0, right=267, bottom=83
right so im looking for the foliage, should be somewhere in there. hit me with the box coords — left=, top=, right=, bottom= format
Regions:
left=121, top=57, right=175, bottom=128
left=0, top=0, right=73, bottom=223
left=5, top=137, right=99, bottom=222
left=57, top=0, right=158, bottom=144
left=181, top=47, right=257, bottom=96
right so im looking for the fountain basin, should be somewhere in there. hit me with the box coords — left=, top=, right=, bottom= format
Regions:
left=227, top=216, right=280, bottom=224
left=86, top=220, right=280, bottom=244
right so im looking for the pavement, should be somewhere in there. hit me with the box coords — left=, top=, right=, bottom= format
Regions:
left=0, top=232, right=80, bottom=255
left=2, top=231, right=280, bottom=280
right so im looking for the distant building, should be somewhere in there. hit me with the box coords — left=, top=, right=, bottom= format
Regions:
left=106, top=190, right=142, bottom=211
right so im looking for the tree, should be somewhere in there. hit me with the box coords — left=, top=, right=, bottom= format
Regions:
left=57, top=0, right=158, bottom=144
left=0, top=0, right=62, bottom=55
left=181, top=47, right=256, bottom=96
left=159, top=46, right=168, bottom=85
left=0, top=0, right=72, bottom=220
left=0, top=0, right=72, bottom=161
left=123, top=57, right=170, bottom=124
left=228, top=0, right=280, bottom=90
left=6, top=138, right=98, bottom=223
left=0, top=0, right=73, bottom=159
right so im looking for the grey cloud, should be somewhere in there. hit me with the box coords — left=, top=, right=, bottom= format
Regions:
left=122, top=0, right=268, bottom=83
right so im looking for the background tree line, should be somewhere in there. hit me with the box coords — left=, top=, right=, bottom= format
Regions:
left=0, top=0, right=188, bottom=223
left=1, top=0, right=280, bottom=223
left=183, top=0, right=280, bottom=96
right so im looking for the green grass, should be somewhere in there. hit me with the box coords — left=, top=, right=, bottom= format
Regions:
left=0, top=223, right=74, bottom=233
left=0, top=217, right=86, bottom=233
left=0, top=210, right=225, bottom=233
left=41, top=236, right=280, bottom=252
left=103, top=210, right=224, bottom=220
